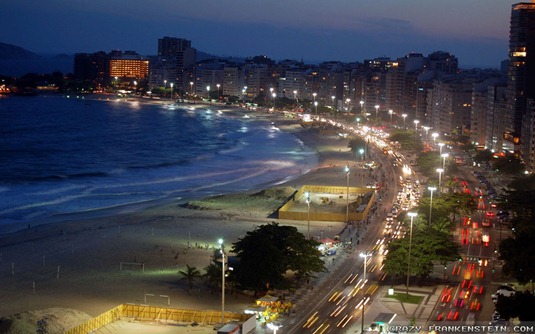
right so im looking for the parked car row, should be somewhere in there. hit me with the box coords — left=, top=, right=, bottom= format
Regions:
left=472, top=171, right=498, bottom=199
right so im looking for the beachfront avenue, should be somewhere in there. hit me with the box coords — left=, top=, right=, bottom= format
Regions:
left=283, top=115, right=412, bottom=333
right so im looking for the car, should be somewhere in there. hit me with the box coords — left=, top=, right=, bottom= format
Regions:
left=454, top=298, right=464, bottom=307
left=492, top=289, right=516, bottom=299
left=497, top=285, right=515, bottom=292
left=486, top=211, right=495, bottom=217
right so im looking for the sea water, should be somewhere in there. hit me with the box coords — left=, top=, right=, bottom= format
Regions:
left=0, top=94, right=317, bottom=230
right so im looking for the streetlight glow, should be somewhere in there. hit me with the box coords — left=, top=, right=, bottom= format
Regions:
left=437, top=168, right=444, bottom=193
left=359, top=252, right=372, bottom=334
left=218, top=239, right=225, bottom=324
left=406, top=212, right=417, bottom=295
left=345, top=166, right=350, bottom=223
left=428, top=187, right=436, bottom=226
left=402, top=114, right=407, bottom=129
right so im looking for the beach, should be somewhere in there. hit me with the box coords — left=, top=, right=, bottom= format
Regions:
left=0, top=107, right=359, bottom=332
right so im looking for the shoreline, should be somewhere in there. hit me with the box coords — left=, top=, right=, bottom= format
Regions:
left=0, top=97, right=313, bottom=235
left=0, top=107, right=359, bottom=330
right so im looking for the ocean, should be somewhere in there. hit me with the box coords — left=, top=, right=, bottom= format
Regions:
left=0, top=94, right=317, bottom=231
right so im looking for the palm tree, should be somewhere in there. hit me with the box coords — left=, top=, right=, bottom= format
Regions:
left=203, top=263, right=221, bottom=295
left=179, top=265, right=201, bottom=293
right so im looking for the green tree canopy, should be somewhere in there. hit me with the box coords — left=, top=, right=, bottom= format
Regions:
left=497, top=174, right=535, bottom=284
left=383, top=226, right=460, bottom=278
left=495, top=291, right=535, bottom=323
left=231, top=222, right=325, bottom=295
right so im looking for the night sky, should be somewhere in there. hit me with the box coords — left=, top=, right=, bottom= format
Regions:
left=1, top=0, right=519, bottom=68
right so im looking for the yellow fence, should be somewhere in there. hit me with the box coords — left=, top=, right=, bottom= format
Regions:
left=278, top=185, right=375, bottom=222
left=65, top=304, right=253, bottom=334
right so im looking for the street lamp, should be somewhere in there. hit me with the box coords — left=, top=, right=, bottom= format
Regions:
left=441, top=153, right=449, bottom=170
left=428, top=186, right=436, bottom=226
left=331, top=95, right=335, bottom=107
left=314, top=101, right=318, bottom=114
left=437, top=168, right=444, bottom=193
left=359, top=252, right=372, bottom=334
left=432, top=132, right=439, bottom=145
left=218, top=238, right=225, bottom=324
left=273, top=92, right=277, bottom=109
left=216, top=84, right=221, bottom=100
left=206, top=85, right=210, bottom=99
left=438, top=142, right=444, bottom=155
left=422, top=126, right=430, bottom=142
left=313, top=92, right=317, bottom=103
left=402, top=114, right=407, bottom=129
left=170, top=83, right=174, bottom=100
left=374, top=105, right=379, bottom=121
left=345, top=165, right=350, bottom=223
left=389, top=109, right=394, bottom=125
left=190, top=81, right=194, bottom=95
left=359, top=100, right=364, bottom=115
left=406, top=212, right=417, bottom=295
left=163, top=80, right=167, bottom=99
left=305, top=192, right=311, bottom=240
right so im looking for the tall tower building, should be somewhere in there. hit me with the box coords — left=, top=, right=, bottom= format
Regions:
left=505, top=3, right=535, bottom=159
left=151, top=37, right=196, bottom=93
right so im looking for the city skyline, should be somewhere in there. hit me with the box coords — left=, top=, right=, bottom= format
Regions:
left=0, top=0, right=520, bottom=68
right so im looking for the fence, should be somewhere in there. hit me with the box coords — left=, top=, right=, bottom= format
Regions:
left=64, top=303, right=253, bottom=334
left=278, top=185, right=376, bottom=222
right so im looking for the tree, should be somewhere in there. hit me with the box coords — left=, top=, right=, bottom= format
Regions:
left=231, top=222, right=325, bottom=296
left=179, top=264, right=201, bottom=293
left=203, top=263, right=222, bottom=294
left=492, top=153, right=524, bottom=175
left=383, top=226, right=460, bottom=279
left=495, top=291, right=535, bottom=323
left=497, top=174, right=535, bottom=284
left=415, top=151, right=440, bottom=178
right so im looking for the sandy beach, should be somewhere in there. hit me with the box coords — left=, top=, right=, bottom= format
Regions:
left=0, top=108, right=360, bottom=332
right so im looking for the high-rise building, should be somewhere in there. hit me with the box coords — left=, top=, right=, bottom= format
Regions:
left=506, top=3, right=535, bottom=161
left=150, top=37, right=196, bottom=93
left=109, top=51, right=149, bottom=80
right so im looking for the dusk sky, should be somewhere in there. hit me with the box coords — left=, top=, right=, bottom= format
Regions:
left=1, top=0, right=521, bottom=68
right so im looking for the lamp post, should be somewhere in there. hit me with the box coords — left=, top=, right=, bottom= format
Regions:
left=273, top=93, right=277, bottom=110
left=438, top=142, right=444, bottom=155
left=402, top=114, right=407, bottom=129
left=294, top=90, right=298, bottom=104
left=389, top=109, right=394, bottom=125
left=428, top=187, right=436, bottom=226
left=359, top=252, right=372, bottom=334
left=413, top=120, right=420, bottom=142
left=313, top=92, right=317, bottom=104
left=423, top=126, right=430, bottom=142
left=437, top=168, right=444, bottom=193
left=441, top=153, right=449, bottom=170
left=374, top=105, right=379, bottom=121
left=190, top=81, right=194, bottom=95
left=345, top=165, right=350, bottom=223
left=206, top=85, right=210, bottom=100
left=314, top=101, right=318, bottom=114
left=170, top=83, right=174, bottom=100
left=359, top=100, right=364, bottom=116
left=432, top=132, right=439, bottom=146
left=305, top=192, right=311, bottom=240
left=218, top=238, right=225, bottom=324
left=331, top=95, right=335, bottom=108
left=163, top=80, right=167, bottom=99
left=406, top=212, right=417, bottom=295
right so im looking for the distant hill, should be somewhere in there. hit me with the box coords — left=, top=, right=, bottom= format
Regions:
left=0, top=42, right=40, bottom=60
left=0, top=42, right=73, bottom=76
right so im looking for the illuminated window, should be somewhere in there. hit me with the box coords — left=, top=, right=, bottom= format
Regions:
left=512, top=51, right=527, bottom=57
